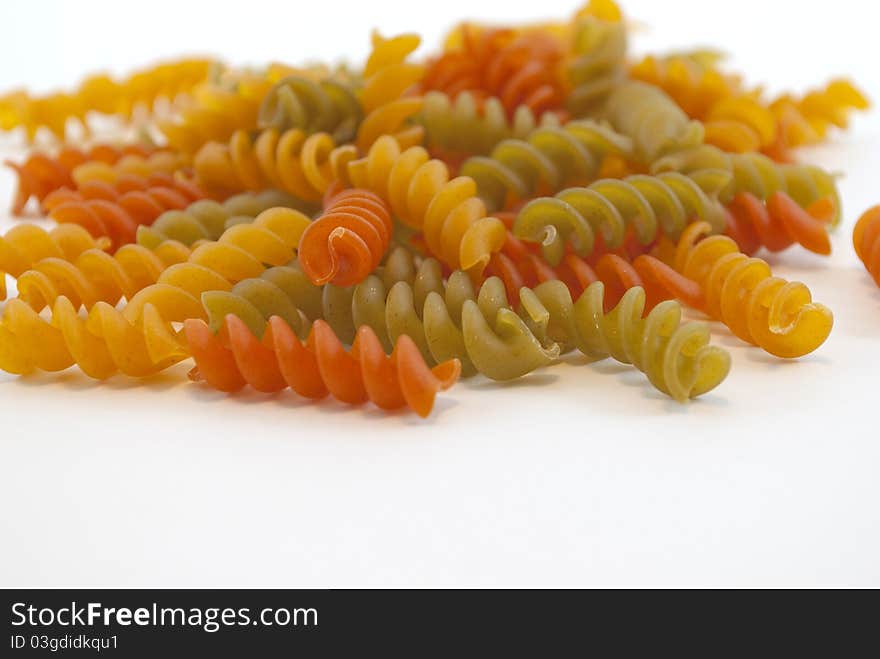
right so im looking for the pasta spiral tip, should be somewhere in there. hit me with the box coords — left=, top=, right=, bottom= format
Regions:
left=634, top=222, right=833, bottom=358
left=298, top=189, right=392, bottom=287
left=521, top=280, right=730, bottom=402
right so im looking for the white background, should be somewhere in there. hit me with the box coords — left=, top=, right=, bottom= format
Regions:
left=0, top=0, right=878, bottom=587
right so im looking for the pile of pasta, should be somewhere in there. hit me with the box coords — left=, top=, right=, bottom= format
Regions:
left=0, top=0, right=873, bottom=417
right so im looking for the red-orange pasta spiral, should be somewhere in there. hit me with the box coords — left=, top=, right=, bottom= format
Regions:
left=487, top=230, right=681, bottom=310
left=5, top=144, right=156, bottom=215
left=724, top=191, right=833, bottom=256
left=854, top=206, right=880, bottom=287
left=489, top=209, right=649, bottom=291
left=422, top=26, right=568, bottom=119
left=185, top=316, right=461, bottom=417
left=297, top=188, right=392, bottom=287
left=44, top=174, right=205, bottom=248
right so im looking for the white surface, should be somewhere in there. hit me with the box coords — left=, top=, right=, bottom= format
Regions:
left=1, top=0, right=878, bottom=588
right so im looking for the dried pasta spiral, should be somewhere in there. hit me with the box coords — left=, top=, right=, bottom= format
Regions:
left=0, top=283, right=209, bottom=378
left=5, top=144, right=157, bottom=215
left=701, top=96, right=778, bottom=154
left=201, top=245, right=418, bottom=344
left=159, top=72, right=273, bottom=154
left=13, top=240, right=191, bottom=312
left=418, top=90, right=561, bottom=156
left=853, top=206, right=880, bottom=287
left=459, top=119, right=634, bottom=212
left=185, top=317, right=460, bottom=417
left=131, top=206, right=312, bottom=313
left=345, top=136, right=507, bottom=274
left=137, top=190, right=311, bottom=248
left=298, top=189, right=392, bottom=286
left=519, top=280, right=731, bottom=401
left=69, top=151, right=191, bottom=188
left=513, top=171, right=729, bottom=265
left=769, top=79, right=869, bottom=149
left=723, top=191, right=832, bottom=256
left=258, top=76, right=362, bottom=143
left=10, top=197, right=309, bottom=315
left=44, top=174, right=205, bottom=248
left=566, top=14, right=628, bottom=117
left=626, top=53, right=778, bottom=154
left=634, top=222, right=833, bottom=358
left=201, top=252, right=559, bottom=381
left=603, top=81, right=704, bottom=162
left=1, top=58, right=215, bottom=142
left=0, top=224, right=109, bottom=300
left=0, top=207, right=313, bottom=379
left=422, top=25, right=568, bottom=120
left=193, top=128, right=351, bottom=202
left=356, top=32, right=426, bottom=152
left=652, top=145, right=842, bottom=226
left=487, top=233, right=663, bottom=307
left=628, top=51, right=740, bottom=121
